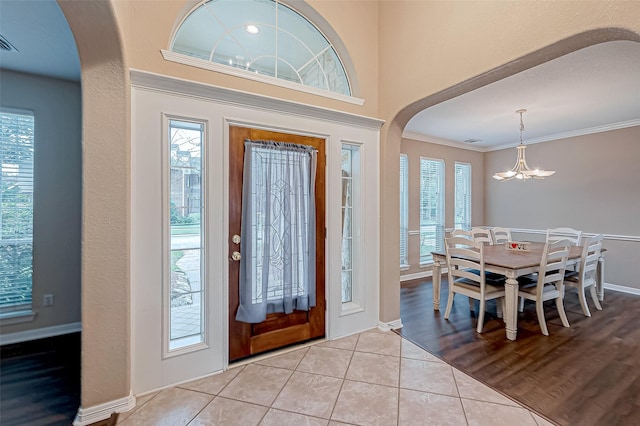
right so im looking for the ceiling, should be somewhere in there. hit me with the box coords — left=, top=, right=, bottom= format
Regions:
left=0, top=0, right=80, bottom=82
left=404, top=40, right=640, bottom=151
left=1, top=1, right=639, bottom=151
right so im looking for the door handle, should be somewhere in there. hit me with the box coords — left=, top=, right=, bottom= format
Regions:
left=232, top=234, right=241, bottom=244
left=231, top=251, right=241, bottom=261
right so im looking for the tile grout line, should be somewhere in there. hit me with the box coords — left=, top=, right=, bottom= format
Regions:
left=450, top=365, right=470, bottom=425
left=326, top=332, right=360, bottom=424
left=396, top=339, right=402, bottom=426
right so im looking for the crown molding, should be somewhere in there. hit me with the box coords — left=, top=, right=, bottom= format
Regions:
left=404, top=120, right=640, bottom=153
left=401, top=131, right=487, bottom=152
left=131, top=69, right=384, bottom=130
left=487, top=119, right=640, bottom=151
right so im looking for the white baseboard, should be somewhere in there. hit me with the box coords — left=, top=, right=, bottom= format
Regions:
left=73, top=391, right=136, bottom=426
left=603, top=283, right=640, bottom=296
left=377, top=319, right=403, bottom=331
left=0, top=322, right=82, bottom=345
left=400, top=268, right=448, bottom=283
left=400, top=270, right=432, bottom=282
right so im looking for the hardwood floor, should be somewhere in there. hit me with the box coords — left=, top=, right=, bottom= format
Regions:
left=0, top=333, right=80, bottom=426
left=398, top=277, right=640, bottom=426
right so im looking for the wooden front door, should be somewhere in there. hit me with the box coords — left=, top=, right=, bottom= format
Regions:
left=228, top=126, right=325, bottom=361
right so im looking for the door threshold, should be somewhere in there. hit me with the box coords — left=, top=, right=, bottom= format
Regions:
left=229, top=337, right=326, bottom=368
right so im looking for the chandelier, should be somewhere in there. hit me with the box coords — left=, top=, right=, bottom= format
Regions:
left=492, top=109, right=555, bottom=181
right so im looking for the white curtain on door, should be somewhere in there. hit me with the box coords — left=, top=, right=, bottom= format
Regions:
left=236, top=139, right=317, bottom=323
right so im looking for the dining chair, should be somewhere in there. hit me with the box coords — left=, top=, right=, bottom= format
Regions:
left=546, top=227, right=583, bottom=246
left=546, top=227, right=583, bottom=276
left=564, top=234, right=604, bottom=317
left=444, top=236, right=506, bottom=333
left=450, top=228, right=473, bottom=239
left=518, top=239, right=572, bottom=336
left=491, top=227, right=512, bottom=244
left=471, top=227, right=494, bottom=245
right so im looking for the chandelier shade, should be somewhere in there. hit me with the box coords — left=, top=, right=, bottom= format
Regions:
left=492, top=109, right=555, bottom=181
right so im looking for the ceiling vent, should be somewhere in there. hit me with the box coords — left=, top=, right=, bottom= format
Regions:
left=0, top=34, right=18, bottom=52
left=464, top=138, right=482, bottom=144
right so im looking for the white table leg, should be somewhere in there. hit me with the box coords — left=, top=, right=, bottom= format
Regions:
left=504, top=276, right=519, bottom=341
left=597, top=256, right=605, bottom=302
left=432, top=258, right=442, bottom=310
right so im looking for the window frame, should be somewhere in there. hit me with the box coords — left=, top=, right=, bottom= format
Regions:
left=162, top=115, right=209, bottom=358
left=454, top=161, right=472, bottom=231
left=0, top=108, right=35, bottom=322
left=162, top=0, right=363, bottom=105
left=419, top=157, right=445, bottom=265
left=399, top=154, right=409, bottom=268
left=340, top=141, right=364, bottom=316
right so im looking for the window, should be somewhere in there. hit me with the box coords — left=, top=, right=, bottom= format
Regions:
left=168, top=0, right=351, bottom=97
left=399, top=154, right=408, bottom=267
left=0, top=111, right=34, bottom=313
left=341, top=144, right=360, bottom=304
left=167, top=119, right=205, bottom=352
left=454, top=162, right=471, bottom=230
left=419, top=158, right=444, bottom=264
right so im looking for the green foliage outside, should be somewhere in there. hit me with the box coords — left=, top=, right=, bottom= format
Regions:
left=170, top=201, right=200, bottom=225
left=1, top=111, right=35, bottom=306
left=171, top=250, right=184, bottom=272
left=1, top=182, right=34, bottom=307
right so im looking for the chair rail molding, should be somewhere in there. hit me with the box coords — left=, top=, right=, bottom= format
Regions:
left=510, top=228, right=640, bottom=243
left=130, top=69, right=382, bottom=130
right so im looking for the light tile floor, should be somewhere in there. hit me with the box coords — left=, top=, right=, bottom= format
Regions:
left=118, top=329, right=555, bottom=426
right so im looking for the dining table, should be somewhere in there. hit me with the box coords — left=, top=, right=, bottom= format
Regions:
left=431, top=241, right=605, bottom=341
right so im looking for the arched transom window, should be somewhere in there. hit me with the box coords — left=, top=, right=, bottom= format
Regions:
left=167, top=0, right=352, bottom=98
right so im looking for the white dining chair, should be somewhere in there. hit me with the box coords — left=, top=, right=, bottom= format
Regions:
left=491, top=227, right=512, bottom=244
left=518, top=239, right=572, bottom=336
left=564, top=234, right=604, bottom=317
left=450, top=228, right=473, bottom=239
left=444, top=236, right=506, bottom=333
left=546, top=227, right=583, bottom=246
left=471, top=227, right=494, bottom=245
left=546, top=227, right=583, bottom=276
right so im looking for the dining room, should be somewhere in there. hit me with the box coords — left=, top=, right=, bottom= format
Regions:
left=399, top=128, right=640, bottom=425
left=398, top=40, right=640, bottom=426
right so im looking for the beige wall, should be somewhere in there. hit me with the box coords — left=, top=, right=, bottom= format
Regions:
left=400, top=138, right=484, bottom=276
left=52, top=0, right=640, bottom=412
left=58, top=0, right=130, bottom=409
left=0, top=70, right=82, bottom=334
left=486, top=126, right=640, bottom=288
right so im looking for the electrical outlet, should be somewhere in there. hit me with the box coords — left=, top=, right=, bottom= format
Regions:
left=43, top=294, right=54, bottom=307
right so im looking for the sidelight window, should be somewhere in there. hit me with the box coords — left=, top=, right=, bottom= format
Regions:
left=167, top=119, right=205, bottom=352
